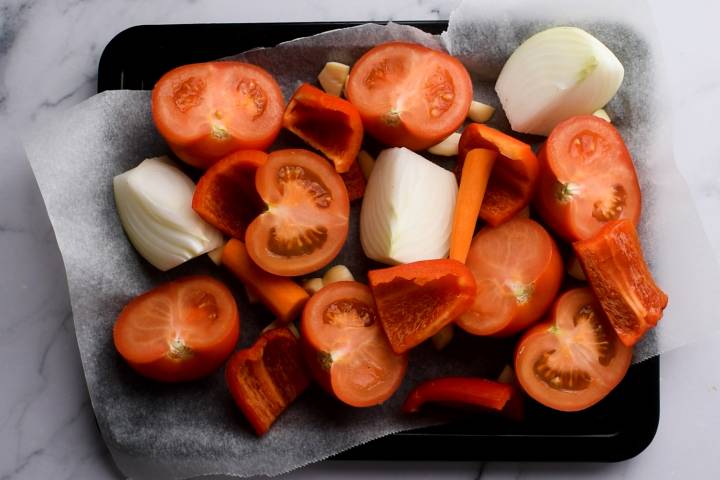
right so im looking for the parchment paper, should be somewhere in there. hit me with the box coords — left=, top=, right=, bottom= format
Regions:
left=24, top=0, right=720, bottom=478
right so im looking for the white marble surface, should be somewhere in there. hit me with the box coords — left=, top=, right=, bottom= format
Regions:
left=1, top=0, right=719, bottom=479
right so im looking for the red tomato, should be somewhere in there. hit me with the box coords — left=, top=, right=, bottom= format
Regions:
left=534, top=115, right=641, bottom=242
left=192, top=150, right=267, bottom=239
left=113, top=275, right=239, bottom=382
left=514, top=288, right=633, bottom=412
left=151, top=62, right=284, bottom=169
left=345, top=42, right=473, bottom=150
left=245, top=149, right=350, bottom=276
left=368, top=259, right=476, bottom=354
left=456, top=218, right=563, bottom=337
left=301, top=281, right=407, bottom=407
left=226, top=327, right=310, bottom=435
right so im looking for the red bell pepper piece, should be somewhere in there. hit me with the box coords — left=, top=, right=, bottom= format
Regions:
left=402, top=377, right=513, bottom=414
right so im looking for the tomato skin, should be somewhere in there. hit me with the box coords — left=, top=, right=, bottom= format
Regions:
left=226, top=328, right=310, bottom=435
left=113, top=275, right=240, bottom=382
left=402, top=377, right=513, bottom=414
left=245, top=149, right=350, bottom=277
left=573, top=219, right=668, bottom=347
left=301, top=281, right=407, bottom=407
left=514, top=288, right=633, bottom=412
left=456, top=218, right=563, bottom=337
left=457, top=124, right=539, bottom=226
left=151, top=62, right=284, bottom=169
left=346, top=42, right=473, bottom=150
left=534, top=115, right=641, bottom=242
left=368, top=259, right=476, bottom=354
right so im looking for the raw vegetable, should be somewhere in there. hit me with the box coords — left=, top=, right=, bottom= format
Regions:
left=207, top=242, right=226, bottom=266
left=357, top=150, right=375, bottom=179
left=245, top=149, right=350, bottom=277
left=113, top=156, right=223, bottom=271
left=192, top=150, right=266, bottom=239
left=345, top=42, right=473, bottom=150
left=222, top=239, right=309, bottom=322
left=300, top=281, right=407, bottom=407
left=283, top=83, right=363, bottom=173
left=449, top=148, right=497, bottom=263
left=261, top=320, right=300, bottom=338
left=467, top=100, right=495, bottom=123
left=360, top=147, right=457, bottom=265
left=495, top=26, right=624, bottom=136
left=113, top=275, right=239, bottom=382
left=402, top=377, right=513, bottom=413
left=593, top=108, right=611, bottom=122
left=427, top=132, right=461, bottom=156
left=322, top=264, right=354, bottom=285
left=457, top=218, right=563, bottom=336
left=226, top=328, right=310, bottom=435
left=317, top=61, right=350, bottom=97
left=457, top=124, right=539, bottom=226
left=339, top=159, right=366, bottom=201
left=573, top=220, right=668, bottom=346
left=368, top=259, right=476, bottom=354
left=302, top=277, right=325, bottom=295
left=514, top=288, right=632, bottom=411
left=152, top=62, right=284, bottom=169
left=535, top=115, right=641, bottom=242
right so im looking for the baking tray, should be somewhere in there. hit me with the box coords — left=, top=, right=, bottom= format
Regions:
left=97, top=21, right=660, bottom=462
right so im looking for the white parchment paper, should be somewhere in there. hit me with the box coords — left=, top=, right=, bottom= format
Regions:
left=24, top=0, right=720, bottom=478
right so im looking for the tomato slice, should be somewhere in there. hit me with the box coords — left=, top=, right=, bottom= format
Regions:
left=283, top=83, right=364, bottom=173
left=534, top=115, right=641, bottom=241
left=573, top=220, right=668, bottom=347
left=457, top=124, right=539, bottom=226
left=456, top=218, right=563, bottom=337
left=192, top=150, right=266, bottom=239
left=113, top=275, right=239, bottom=382
left=368, top=259, right=476, bottom=354
left=345, top=42, right=473, bottom=150
left=245, top=149, right=350, bottom=276
left=226, top=327, right=310, bottom=435
left=300, top=281, right=407, bottom=407
left=151, top=62, right=284, bottom=169
left=514, top=288, right=633, bottom=412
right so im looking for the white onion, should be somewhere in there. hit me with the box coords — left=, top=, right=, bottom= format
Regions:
left=114, top=156, right=223, bottom=271
left=495, top=26, right=624, bottom=136
left=360, top=148, right=457, bottom=265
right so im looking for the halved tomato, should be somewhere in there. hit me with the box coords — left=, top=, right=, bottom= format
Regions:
left=113, top=275, right=239, bottom=382
left=301, top=281, right=407, bottom=407
left=534, top=115, right=641, bottom=241
left=152, top=62, right=284, bottom=169
left=456, top=218, right=563, bottom=337
left=245, top=149, right=350, bottom=277
left=345, top=42, right=473, bottom=150
left=514, top=288, right=633, bottom=412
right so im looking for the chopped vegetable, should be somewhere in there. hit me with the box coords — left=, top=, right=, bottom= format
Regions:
left=302, top=277, right=325, bottom=295
left=427, top=132, right=461, bottom=156
left=113, top=156, right=223, bottom=271
left=113, top=275, right=239, bottom=382
left=357, top=150, right=375, bottom=180
left=339, top=159, right=366, bottom=201
left=317, top=61, right=350, bottom=97
left=593, top=108, right=611, bottom=122
left=283, top=83, right=363, bottom=173
left=222, top=239, right=309, bottom=322
left=261, top=320, right=300, bottom=338
left=573, top=220, right=668, bottom=346
left=495, top=26, right=624, bottom=136
left=322, top=264, right=354, bottom=285
left=192, top=150, right=266, bottom=239
left=207, top=242, right=226, bottom=266
left=368, top=259, right=476, bottom=354
left=402, top=377, right=513, bottom=413
left=467, top=100, right=496, bottom=123
left=457, top=124, right=539, bottom=226
left=431, top=324, right=454, bottom=351
left=449, top=148, right=497, bottom=263
left=360, top=147, right=457, bottom=265
left=226, top=328, right=310, bottom=435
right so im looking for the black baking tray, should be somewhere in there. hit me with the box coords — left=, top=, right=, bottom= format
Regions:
left=97, top=22, right=660, bottom=462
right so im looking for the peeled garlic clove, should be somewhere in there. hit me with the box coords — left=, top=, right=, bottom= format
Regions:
left=427, top=132, right=461, bottom=156
left=593, top=108, right=611, bottom=122
left=322, top=265, right=354, bottom=285
left=303, top=277, right=325, bottom=295
left=318, top=62, right=350, bottom=97
left=467, top=101, right=496, bottom=123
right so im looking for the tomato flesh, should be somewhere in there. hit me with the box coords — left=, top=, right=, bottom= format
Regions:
left=514, top=288, right=633, bottom=412
left=113, top=275, right=240, bottom=382
left=245, top=149, right=350, bottom=276
left=346, top=42, right=473, bottom=150
left=301, top=281, right=407, bottom=407
left=457, top=218, right=563, bottom=337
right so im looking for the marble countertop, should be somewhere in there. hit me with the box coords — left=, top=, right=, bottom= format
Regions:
left=1, top=0, right=719, bottom=479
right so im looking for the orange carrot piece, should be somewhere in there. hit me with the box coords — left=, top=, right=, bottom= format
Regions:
left=449, top=148, right=497, bottom=263
left=222, top=239, right=309, bottom=322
